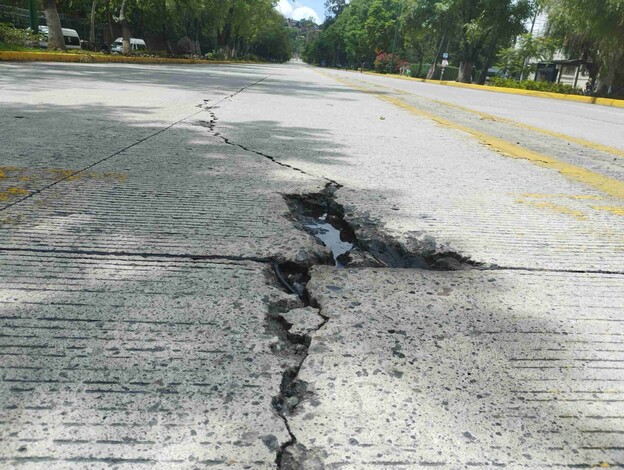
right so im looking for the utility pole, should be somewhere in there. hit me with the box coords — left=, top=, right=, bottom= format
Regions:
left=389, top=0, right=403, bottom=74
left=28, top=0, right=38, bottom=33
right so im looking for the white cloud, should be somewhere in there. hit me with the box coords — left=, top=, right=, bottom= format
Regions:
left=292, top=6, right=320, bottom=23
left=276, top=0, right=293, bottom=16
left=275, top=1, right=321, bottom=24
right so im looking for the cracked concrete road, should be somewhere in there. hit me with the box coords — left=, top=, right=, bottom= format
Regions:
left=1, top=61, right=624, bottom=469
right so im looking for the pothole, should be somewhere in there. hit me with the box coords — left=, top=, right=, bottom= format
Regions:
left=304, top=213, right=353, bottom=268
left=285, top=184, right=479, bottom=271
left=284, top=189, right=356, bottom=268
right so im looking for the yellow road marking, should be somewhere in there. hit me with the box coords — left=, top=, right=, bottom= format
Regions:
left=592, top=206, right=624, bottom=216
left=429, top=99, right=624, bottom=158
left=318, top=71, right=624, bottom=201
left=349, top=75, right=624, bottom=158
left=516, top=193, right=605, bottom=201
left=516, top=199, right=587, bottom=220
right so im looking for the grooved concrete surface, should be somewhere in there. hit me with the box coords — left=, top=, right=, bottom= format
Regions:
left=2, top=61, right=624, bottom=469
left=0, top=253, right=292, bottom=468
left=0, top=63, right=326, bottom=260
left=216, top=65, right=624, bottom=272
left=294, top=267, right=624, bottom=468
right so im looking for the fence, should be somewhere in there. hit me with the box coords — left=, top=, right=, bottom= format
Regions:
left=0, top=4, right=103, bottom=44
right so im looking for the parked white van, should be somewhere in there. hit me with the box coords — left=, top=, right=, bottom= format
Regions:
left=39, top=26, right=81, bottom=50
left=110, top=38, right=147, bottom=53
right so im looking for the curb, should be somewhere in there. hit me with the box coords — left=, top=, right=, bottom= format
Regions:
left=355, top=70, right=624, bottom=109
left=0, top=51, right=235, bottom=65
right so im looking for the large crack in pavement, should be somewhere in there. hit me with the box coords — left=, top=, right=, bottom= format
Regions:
left=193, top=95, right=624, bottom=467
left=199, top=99, right=494, bottom=468
left=268, top=263, right=328, bottom=469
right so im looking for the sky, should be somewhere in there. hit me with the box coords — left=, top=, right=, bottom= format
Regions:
left=275, top=0, right=326, bottom=24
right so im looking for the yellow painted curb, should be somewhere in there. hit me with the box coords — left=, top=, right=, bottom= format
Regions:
left=354, top=70, right=624, bottom=109
left=0, top=51, right=236, bottom=65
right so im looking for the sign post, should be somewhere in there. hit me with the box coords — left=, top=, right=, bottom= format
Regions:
left=440, top=58, right=449, bottom=81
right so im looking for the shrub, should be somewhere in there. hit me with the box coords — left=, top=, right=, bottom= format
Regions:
left=0, top=23, right=41, bottom=46
left=205, top=49, right=226, bottom=60
left=488, top=77, right=583, bottom=95
left=374, top=52, right=407, bottom=74
left=433, top=65, right=459, bottom=81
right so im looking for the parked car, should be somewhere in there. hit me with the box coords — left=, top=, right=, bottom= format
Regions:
left=110, top=38, right=147, bottom=53
left=39, top=26, right=81, bottom=50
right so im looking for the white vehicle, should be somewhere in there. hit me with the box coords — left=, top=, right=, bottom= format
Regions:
left=39, top=26, right=81, bottom=50
left=110, top=38, right=147, bottom=53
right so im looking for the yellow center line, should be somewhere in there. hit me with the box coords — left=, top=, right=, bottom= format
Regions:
left=317, top=70, right=624, bottom=201
left=429, top=99, right=624, bottom=158
left=348, top=75, right=624, bottom=158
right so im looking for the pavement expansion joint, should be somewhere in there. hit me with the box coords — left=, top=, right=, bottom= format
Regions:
left=0, top=246, right=273, bottom=264
left=486, top=265, right=624, bottom=276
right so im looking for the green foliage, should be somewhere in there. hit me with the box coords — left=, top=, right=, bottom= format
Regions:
left=488, top=77, right=583, bottom=95
left=0, top=0, right=291, bottom=61
left=304, top=0, right=402, bottom=67
left=304, top=0, right=532, bottom=83
left=496, top=33, right=559, bottom=78
left=434, top=64, right=458, bottom=80
left=0, top=23, right=41, bottom=46
left=544, top=0, right=624, bottom=93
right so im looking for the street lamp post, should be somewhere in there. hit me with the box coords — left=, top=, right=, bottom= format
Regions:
left=28, top=0, right=38, bottom=33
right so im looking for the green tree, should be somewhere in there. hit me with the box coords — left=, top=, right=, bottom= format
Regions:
left=496, top=33, right=558, bottom=79
left=452, top=0, right=532, bottom=82
left=544, top=0, right=624, bottom=93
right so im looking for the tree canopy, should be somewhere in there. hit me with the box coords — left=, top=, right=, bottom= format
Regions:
left=17, top=0, right=292, bottom=60
left=305, top=0, right=623, bottom=92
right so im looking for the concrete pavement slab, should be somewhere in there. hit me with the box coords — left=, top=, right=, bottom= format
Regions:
left=0, top=121, right=327, bottom=260
left=349, top=70, right=624, bottom=152
left=215, top=64, right=624, bottom=272
left=287, top=266, right=624, bottom=468
left=1, top=103, right=327, bottom=261
left=0, top=252, right=302, bottom=468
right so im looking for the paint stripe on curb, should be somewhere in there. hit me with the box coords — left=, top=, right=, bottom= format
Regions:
left=0, top=51, right=237, bottom=65
left=352, top=69, right=624, bottom=109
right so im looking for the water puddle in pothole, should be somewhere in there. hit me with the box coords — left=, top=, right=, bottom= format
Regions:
left=305, top=213, right=354, bottom=268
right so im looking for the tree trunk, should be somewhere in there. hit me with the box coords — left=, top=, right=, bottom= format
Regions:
left=89, top=0, right=97, bottom=50
left=219, top=0, right=235, bottom=52
left=105, top=0, right=113, bottom=47
left=161, top=0, right=172, bottom=54
left=477, top=41, right=497, bottom=85
left=195, top=17, right=201, bottom=56
left=42, top=0, right=66, bottom=51
left=457, top=60, right=474, bottom=83
left=122, top=22, right=131, bottom=54
left=118, top=0, right=130, bottom=54
left=426, top=34, right=445, bottom=79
